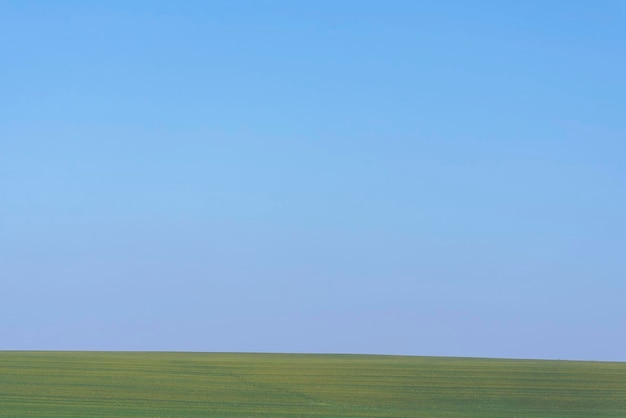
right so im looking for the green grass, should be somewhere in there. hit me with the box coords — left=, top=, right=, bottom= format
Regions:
left=1, top=352, right=625, bottom=417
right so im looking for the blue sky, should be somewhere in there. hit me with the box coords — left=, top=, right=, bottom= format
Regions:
left=2, top=0, right=625, bottom=360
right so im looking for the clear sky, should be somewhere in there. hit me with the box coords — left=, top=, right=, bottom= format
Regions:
left=2, top=1, right=625, bottom=361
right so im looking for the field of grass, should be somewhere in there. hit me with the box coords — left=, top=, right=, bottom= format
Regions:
left=0, top=351, right=625, bottom=417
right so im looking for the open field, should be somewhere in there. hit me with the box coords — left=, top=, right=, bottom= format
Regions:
left=0, top=352, right=625, bottom=417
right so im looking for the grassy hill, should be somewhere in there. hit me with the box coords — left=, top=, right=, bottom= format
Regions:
left=1, top=351, right=625, bottom=416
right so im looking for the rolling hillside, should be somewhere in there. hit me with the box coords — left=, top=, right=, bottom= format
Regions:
left=1, top=351, right=625, bottom=417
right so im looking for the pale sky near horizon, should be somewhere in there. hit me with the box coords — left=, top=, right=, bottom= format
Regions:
left=2, top=1, right=625, bottom=361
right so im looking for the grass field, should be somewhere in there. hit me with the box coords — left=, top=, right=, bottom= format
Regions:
left=0, top=351, right=625, bottom=417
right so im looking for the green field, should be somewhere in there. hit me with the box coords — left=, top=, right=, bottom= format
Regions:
left=1, top=351, right=625, bottom=417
